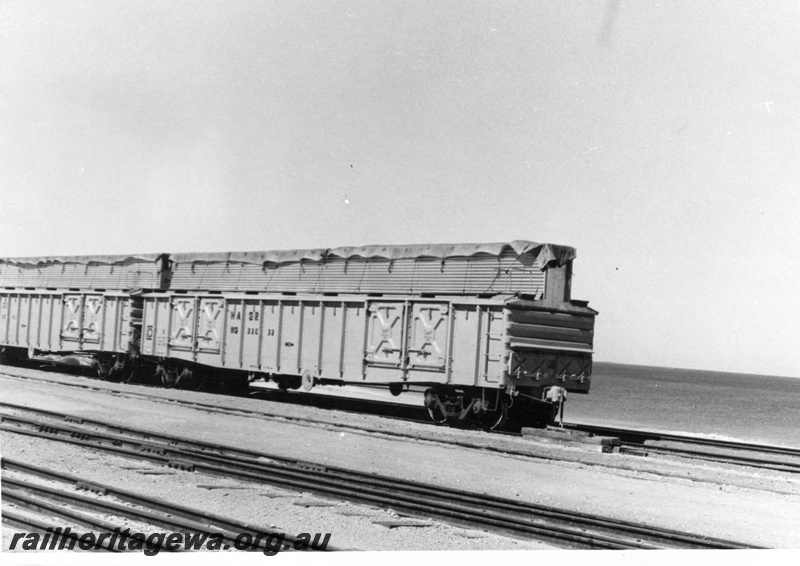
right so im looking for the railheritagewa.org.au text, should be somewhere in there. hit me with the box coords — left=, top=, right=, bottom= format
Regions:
left=8, top=527, right=332, bottom=556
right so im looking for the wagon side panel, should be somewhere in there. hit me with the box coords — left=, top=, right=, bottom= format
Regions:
left=342, top=301, right=367, bottom=381
left=239, top=299, right=262, bottom=371
left=300, top=302, right=323, bottom=376
left=259, top=300, right=281, bottom=373
left=141, top=295, right=171, bottom=357
left=319, top=302, right=345, bottom=380
left=278, top=301, right=301, bottom=375
left=449, top=304, right=482, bottom=387
left=0, top=293, right=9, bottom=344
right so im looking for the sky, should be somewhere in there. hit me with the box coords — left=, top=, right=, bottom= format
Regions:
left=1, top=1, right=799, bottom=378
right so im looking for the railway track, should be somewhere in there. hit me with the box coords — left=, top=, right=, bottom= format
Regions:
left=0, top=370, right=568, bottom=465
left=565, top=423, right=800, bottom=474
left=4, top=366, right=800, bottom=478
left=0, top=404, right=758, bottom=549
left=0, top=367, right=426, bottom=434
left=2, top=459, right=333, bottom=553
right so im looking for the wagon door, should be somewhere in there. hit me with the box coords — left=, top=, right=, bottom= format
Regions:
left=196, top=298, right=224, bottom=351
left=80, top=295, right=104, bottom=350
left=195, top=297, right=225, bottom=366
left=60, top=294, right=84, bottom=350
left=406, top=303, right=449, bottom=373
left=169, top=296, right=197, bottom=359
left=365, top=302, right=406, bottom=382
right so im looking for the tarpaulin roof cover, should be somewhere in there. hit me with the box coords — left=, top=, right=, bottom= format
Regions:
left=170, top=249, right=330, bottom=265
left=0, top=254, right=165, bottom=267
left=169, top=241, right=576, bottom=267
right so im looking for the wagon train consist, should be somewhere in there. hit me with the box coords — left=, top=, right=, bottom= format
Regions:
left=0, top=241, right=596, bottom=430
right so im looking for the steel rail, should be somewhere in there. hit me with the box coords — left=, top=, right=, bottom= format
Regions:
left=565, top=423, right=800, bottom=473
left=0, top=372, right=452, bottom=444
left=2, top=487, right=188, bottom=552
left=7, top=363, right=800, bottom=466
left=0, top=410, right=758, bottom=549
left=4, top=374, right=800, bottom=480
left=0, top=411, right=763, bottom=549
left=1, top=509, right=122, bottom=552
left=636, top=445, right=800, bottom=474
left=1, top=461, right=336, bottom=552
left=5, top=368, right=800, bottom=478
left=0, top=424, right=645, bottom=549
left=567, top=423, right=800, bottom=457
left=0, top=380, right=572, bottom=469
left=3, top=484, right=265, bottom=553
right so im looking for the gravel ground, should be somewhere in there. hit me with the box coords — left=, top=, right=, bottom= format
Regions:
left=2, top=367, right=800, bottom=549
left=2, top=434, right=550, bottom=552
left=5, top=369, right=800, bottom=497
left=3, top=465, right=175, bottom=553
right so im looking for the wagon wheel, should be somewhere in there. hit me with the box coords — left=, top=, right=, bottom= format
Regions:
left=474, top=397, right=510, bottom=431
left=426, top=404, right=448, bottom=425
left=182, top=367, right=207, bottom=392
left=424, top=388, right=450, bottom=425
left=425, top=390, right=449, bottom=425
left=301, top=370, right=316, bottom=391
left=94, top=358, right=118, bottom=381
left=160, top=364, right=181, bottom=388
left=0, top=347, right=20, bottom=365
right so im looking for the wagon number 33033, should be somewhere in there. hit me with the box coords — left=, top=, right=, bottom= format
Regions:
left=229, top=310, right=274, bottom=337
left=229, top=328, right=275, bottom=335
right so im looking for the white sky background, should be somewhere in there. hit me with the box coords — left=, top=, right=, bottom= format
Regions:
left=1, top=1, right=799, bottom=378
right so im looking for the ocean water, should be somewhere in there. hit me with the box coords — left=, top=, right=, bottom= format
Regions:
left=566, top=362, right=800, bottom=447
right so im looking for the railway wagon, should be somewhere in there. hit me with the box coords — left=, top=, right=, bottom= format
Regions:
left=139, top=242, right=596, bottom=429
left=0, top=254, right=167, bottom=373
left=0, top=241, right=597, bottom=430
